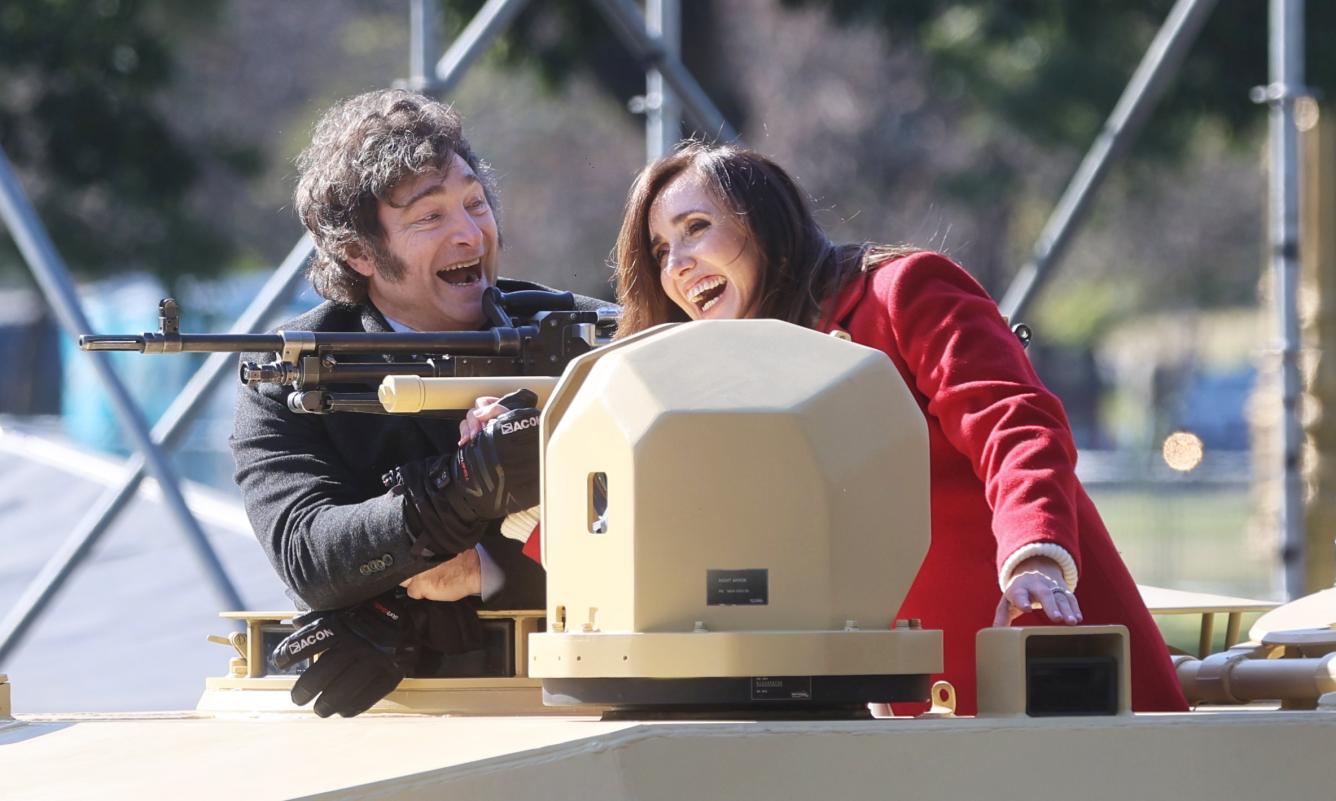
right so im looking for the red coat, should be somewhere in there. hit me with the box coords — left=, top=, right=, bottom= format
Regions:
left=820, top=251, right=1186, bottom=714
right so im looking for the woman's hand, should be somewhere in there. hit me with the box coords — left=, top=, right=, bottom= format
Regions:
left=993, top=556, right=1082, bottom=627
left=400, top=549, right=481, bottom=602
left=458, top=395, right=507, bottom=446
left=458, top=389, right=539, bottom=446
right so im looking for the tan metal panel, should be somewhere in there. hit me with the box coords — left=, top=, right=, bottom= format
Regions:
left=975, top=625, right=1132, bottom=717
left=536, top=320, right=933, bottom=680
left=530, top=629, right=941, bottom=678
left=6, top=712, right=1336, bottom=800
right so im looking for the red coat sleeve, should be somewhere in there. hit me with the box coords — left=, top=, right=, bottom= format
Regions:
left=877, top=252, right=1083, bottom=577
left=522, top=523, right=542, bottom=564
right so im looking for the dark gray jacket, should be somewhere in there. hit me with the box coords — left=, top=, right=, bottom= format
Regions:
left=230, top=279, right=607, bottom=611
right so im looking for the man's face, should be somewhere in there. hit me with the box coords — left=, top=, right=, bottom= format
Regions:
left=348, top=154, right=500, bottom=331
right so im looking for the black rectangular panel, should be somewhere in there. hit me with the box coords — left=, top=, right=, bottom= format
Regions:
left=1026, top=655, right=1119, bottom=716
left=707, top=568, right=769, bottom=606
left=750, top=676, right=813, bottom=701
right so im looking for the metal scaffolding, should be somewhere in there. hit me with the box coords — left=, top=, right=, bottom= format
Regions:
left=997, top=0, right=1220, bottom=322
left=0, top=0, right=734, bottom=660
left=998, top=0, right=1311, bottom=599
left=0, top=0, right=1315, bottom=667
left=1263, top=0, right=1307, bottom=598
left=0, top=146, right=248, bottom=660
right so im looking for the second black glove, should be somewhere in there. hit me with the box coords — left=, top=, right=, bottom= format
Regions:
left=272, top=595, right=417, bottom=718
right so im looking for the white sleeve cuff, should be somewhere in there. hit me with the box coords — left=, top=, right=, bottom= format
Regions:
left=475, top=543, right=503, bottom=602
left=500, top=506, right=541, bottom=542
left=999, top=542, right=1078, bottom=591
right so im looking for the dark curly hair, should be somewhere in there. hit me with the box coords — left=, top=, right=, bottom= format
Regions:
left=294, top=89, right=498, bottom=304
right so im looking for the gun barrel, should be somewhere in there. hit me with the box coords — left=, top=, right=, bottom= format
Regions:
left=78, top=329, right=525, bottom=356
left=78, top=332, right=286, bottom=354
left=159, top=334, right=287, bottom=353
left=78, top=335, right=148, bottom=352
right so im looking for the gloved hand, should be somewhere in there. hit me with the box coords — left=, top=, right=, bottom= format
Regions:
left=387, top=389, right=541, bottom=559
left=454, top=403, right=541, bottom=516
left=272, top=594, right=417, bottom=718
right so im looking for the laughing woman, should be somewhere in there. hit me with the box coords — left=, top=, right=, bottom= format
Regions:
left=612, top=142, right=1187, bottom=715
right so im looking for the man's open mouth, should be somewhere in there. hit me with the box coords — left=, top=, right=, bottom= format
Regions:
left=437, top=258, right=483, bottom=286
left=688, top=276, right=728, bottom=313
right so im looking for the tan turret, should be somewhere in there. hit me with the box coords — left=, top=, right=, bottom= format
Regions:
left=529, top=319, right=940, bottom=710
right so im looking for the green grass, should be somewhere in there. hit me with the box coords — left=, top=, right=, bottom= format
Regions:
left=1085, top=484, right=1277, bottom=655
left=1152, top=613, right=1272, bottom=656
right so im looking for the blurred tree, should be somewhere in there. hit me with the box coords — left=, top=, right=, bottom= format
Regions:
left=438, top=0, right=749, bottom=138
left=433, top=1, right=1336, bottom=302
left=786, top=1, right=1336, bottom=157
left=0, top=0, right=259, bottom=284
left=760, top=1, right=1335, bottom=320
left=431, top=0, right=1336, bottom=186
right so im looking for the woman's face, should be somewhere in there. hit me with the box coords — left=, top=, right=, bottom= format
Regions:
left=648, top=170, right=763, bottom=321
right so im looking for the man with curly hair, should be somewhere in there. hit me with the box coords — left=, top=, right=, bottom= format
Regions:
left=230, top=89, right=604, bottom=717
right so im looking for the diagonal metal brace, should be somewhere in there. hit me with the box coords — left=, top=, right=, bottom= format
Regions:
left=431, top=0, right=533, bottom=97
left=415, top=0, right=735, bottom=144
left=0, top=236, right=314, bottom=661
left=998, top=0, right=1219, bottom=321
left=0, top=145, right=292, bottom=659
left=592, top=0, right=738, bottom=142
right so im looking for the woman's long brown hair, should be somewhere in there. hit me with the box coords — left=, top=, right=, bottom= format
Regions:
left=612, top=143, right=915, bottom=337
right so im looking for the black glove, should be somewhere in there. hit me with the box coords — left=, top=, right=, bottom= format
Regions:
left=273, top=594, right=418, bottom=718
left=387, top=390, right=541, bottom=559
left=454, top=403, right=541, bottom=516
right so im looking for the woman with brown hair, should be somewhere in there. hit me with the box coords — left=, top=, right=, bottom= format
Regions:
left=613, top=142, right=1186, bottom=715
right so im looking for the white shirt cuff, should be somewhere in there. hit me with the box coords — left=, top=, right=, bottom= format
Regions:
left=475, top=543, right=503, bottom=602
left=999, top=542, right=1078, bottom=591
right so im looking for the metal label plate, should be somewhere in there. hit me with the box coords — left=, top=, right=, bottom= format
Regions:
left=750, top=676, right=812, bottom=701
left=706, top=568, right=768, bottom=605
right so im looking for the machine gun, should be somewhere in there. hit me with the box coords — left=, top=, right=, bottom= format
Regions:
left=78, top=287, right=617, bottom=414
